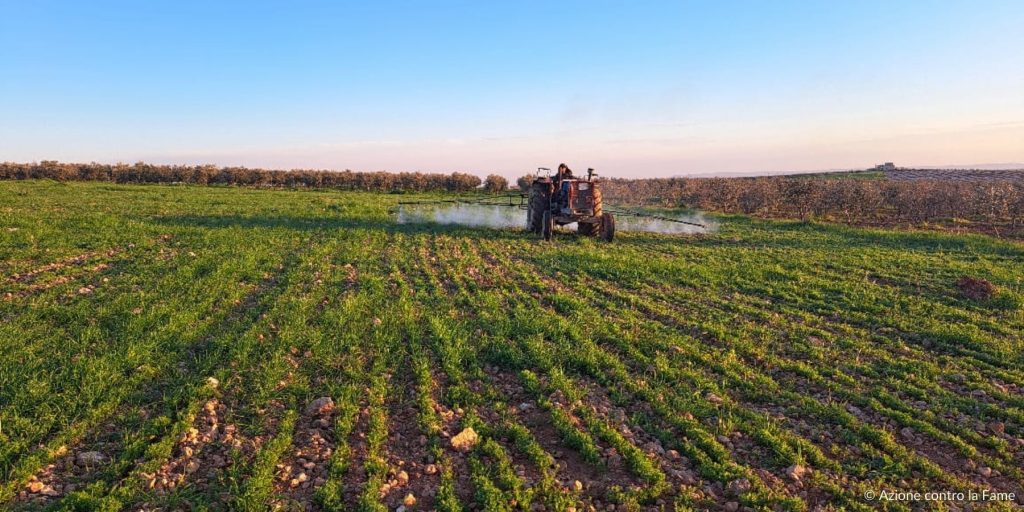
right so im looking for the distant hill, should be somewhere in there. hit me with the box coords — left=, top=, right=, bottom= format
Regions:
left=675, top=163, right=1024, bottom=179
left=886, top=168, right=1024, bottom=183
left=921, top=163, right=1024, bottom=171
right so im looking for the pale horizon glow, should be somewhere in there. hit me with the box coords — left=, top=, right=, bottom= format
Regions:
left=1, top=1, right=1022, bottom=180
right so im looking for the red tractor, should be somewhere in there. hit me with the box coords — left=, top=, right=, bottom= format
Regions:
left=525, top=164, right=615, bottom=242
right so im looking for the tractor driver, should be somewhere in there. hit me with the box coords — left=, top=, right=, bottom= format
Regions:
left=555, top=164, right=574, bottom=211
left=557, top=163, right=573, bottom=180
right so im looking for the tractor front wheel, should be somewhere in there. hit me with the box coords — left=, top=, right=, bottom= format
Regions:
left=542, top=210, right=553, bottom=241
left=578, top=221, right=598, bottom=236
left=600, top=213, right=615, bottom=242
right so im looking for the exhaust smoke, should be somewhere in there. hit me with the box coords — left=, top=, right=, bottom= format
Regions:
left=615, top=211, right=717, bottom=235
left=397, top=203, right=524, bottom=229
left=396, top=204, right=716, bottom=235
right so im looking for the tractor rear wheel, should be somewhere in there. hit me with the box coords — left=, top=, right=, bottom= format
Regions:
left=527, top=183, right=549, bottom=234
left=578, top=221, right=598, bottom=236
left=542, top=210, right=553, bottom=241
left=600, top=213, right=615, bottom=242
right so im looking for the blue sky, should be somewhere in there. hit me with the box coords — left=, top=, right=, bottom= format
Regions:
left=1, top=1, right=1022, bottom=178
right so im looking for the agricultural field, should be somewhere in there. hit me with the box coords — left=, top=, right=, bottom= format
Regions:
left=2, top=180, right=1023, bottom=511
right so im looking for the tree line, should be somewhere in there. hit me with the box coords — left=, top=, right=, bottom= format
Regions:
left=4, top=161, right=1022, bottom=230
left=598, top=176, right=1024, bottom=227
left=0, top=161, right=484, bottom=192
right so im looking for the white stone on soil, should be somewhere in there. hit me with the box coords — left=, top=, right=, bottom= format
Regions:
left=76, top=451, right=106, bottom=466
left=305, top=396, right=335, bottom=416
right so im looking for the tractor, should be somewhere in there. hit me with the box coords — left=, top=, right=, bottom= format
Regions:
left=525, top=164, right=615, bottom=241
left=396, top=163, right=705, bottom=239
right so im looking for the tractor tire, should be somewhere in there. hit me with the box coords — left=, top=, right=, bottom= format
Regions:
left=542, top=210, right=553, bottom=241
left=600, top=213, right=615, bottom=242
left=527, top=183, right=550, bottom=234
left=578, top=221, right=598, bottom=236
left=528, top=200, right=544, bottom=234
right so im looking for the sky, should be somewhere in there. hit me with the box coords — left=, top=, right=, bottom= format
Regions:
left=1, top=1, right=1023, bottom=179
